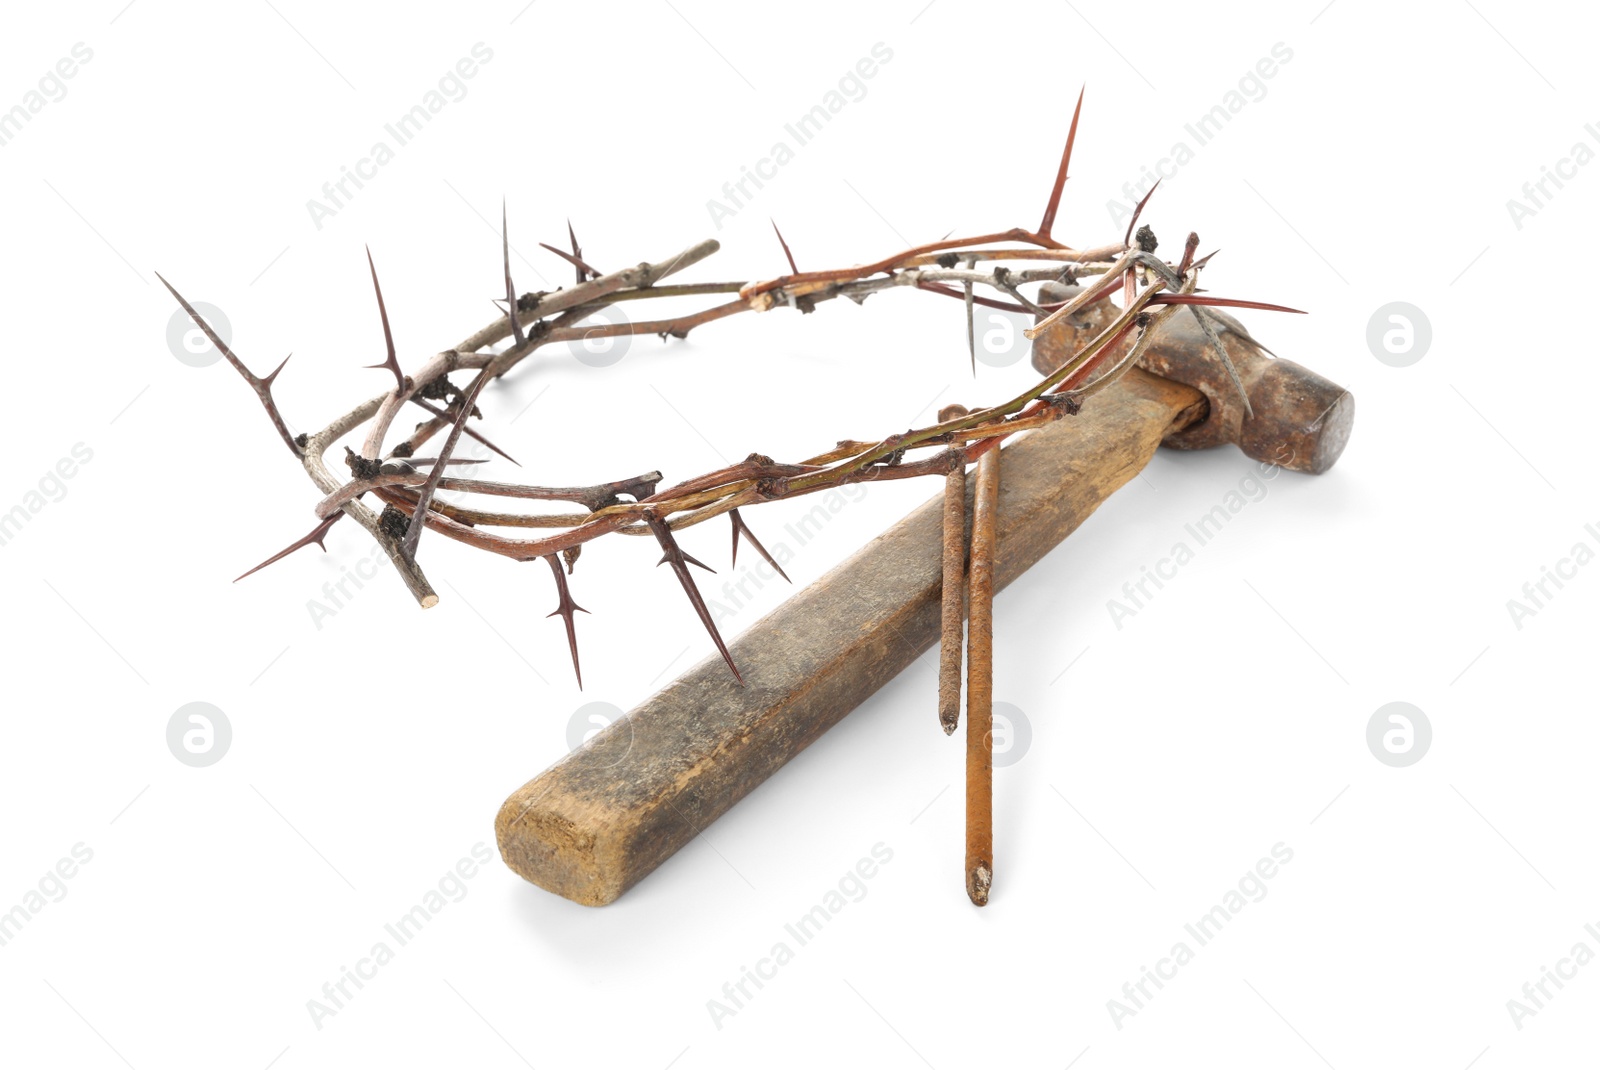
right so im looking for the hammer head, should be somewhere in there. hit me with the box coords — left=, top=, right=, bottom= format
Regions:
left=1033, top=281, right=1354, bottom=474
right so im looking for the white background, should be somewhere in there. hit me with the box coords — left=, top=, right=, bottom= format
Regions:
left=1, top=1, right=1595, bottom=1067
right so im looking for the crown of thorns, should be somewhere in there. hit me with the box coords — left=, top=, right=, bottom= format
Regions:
left=160, top=92, right=1298, bottom=688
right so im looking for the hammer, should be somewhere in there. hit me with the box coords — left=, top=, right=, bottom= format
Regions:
left=495, top=284, right=1353, bottom=905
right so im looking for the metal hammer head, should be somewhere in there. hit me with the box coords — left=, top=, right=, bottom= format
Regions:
left=1032, top=281, right=1354, bottom=474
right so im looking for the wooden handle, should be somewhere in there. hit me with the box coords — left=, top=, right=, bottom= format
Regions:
left=496, top=368, right=1206, bottom=905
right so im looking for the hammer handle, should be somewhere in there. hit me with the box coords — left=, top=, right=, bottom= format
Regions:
left=496, top=368, right=1206, bottom=905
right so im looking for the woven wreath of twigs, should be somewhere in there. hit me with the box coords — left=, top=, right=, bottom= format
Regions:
left=158, top=92, right=1300, bottom=687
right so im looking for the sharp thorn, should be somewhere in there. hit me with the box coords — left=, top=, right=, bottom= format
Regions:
left=503, top=200, right=525, bottom=348
left=568, top=218, right=587, bottom=283
left=543, top=553, right=585, bottom=688
left=645, top=512, right=744, bottom=685
left=1037, top=84, right=1084, bottom=240
left=405, top=396, right=521, bottom=466
left=965, top=277, right=976, bottom=376
left=1188, top=305, right=1254, bottom=420
left=1124, top=178, right=1161, bottom=249
left=1220, top=320, right=1279, bottom=358
left=771, top=219, right=800, bottom=274
left=539, top=241, right=601, bottom=280
left=156, top=271, right=301, bottom=457
left=234, top=513, right=343, bottom=582
left=264, top=352, right=291, bottom=385
left=365, top=246, right=405, bottom=393
left=730, top=508, right=791, bottom=583
left=1152, top=294, right=1304, bottom=314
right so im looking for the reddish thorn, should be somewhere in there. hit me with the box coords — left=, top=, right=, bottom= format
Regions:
left=263, top=353, right=291, bottom=385
left=404, top=396, right=521, bottom=466
left=539, top=241, right=601, bottom=280
left=960, top=253, right=977, bottom=377
left=364, top=247, right=404, bottom=392
left=771, top=219, right=799, bottom=275
left=567, top=219, right=590, bottom=283
left=1124, top=179, right=1161, bottom=248
left=543, top=553, right=586, bottom=689
left=503, top=200, right=525, bottom=348
left=1148, top=294, right=1305, bottom=314
left=1038, top=85, right=1085, bottom=240
left=730, top=508, right=791, bottom=583
left=234, top=513, right=343, bottom=582
left=645, top=512, right=744, bottom=685
left=916, top=279, right=1032, bottom=315
left=156, top=271, right=301, bottom=457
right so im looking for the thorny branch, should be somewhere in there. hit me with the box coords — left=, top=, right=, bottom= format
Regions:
left=162, top=95, right=1301, bottom=688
